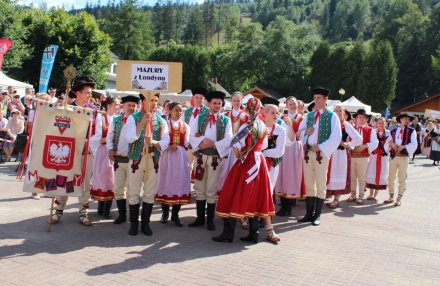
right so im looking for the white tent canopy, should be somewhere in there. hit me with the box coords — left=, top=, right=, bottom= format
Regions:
left=341, top=96, right=371, bottom=113
left=0, top=71, right=33, bottom=96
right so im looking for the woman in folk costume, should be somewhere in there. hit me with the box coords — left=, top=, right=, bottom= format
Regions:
left=326, top=105, right=362, bottom=209
left=262, top=104, right=295, bottom=193
left=155, top=102, right=191, bottom=227
left=365, top=117, right=392, bottom=201
left=430, top=120, right=440, bottom=165
left=90, top=96, right=120, bottom=219
left=213, top=98, right=280, bottom=244
left=274, top=96, right=306, bottom=216
left=421, top=121, right=434, bottom=158
left=217, top=92, right=250, bottom=190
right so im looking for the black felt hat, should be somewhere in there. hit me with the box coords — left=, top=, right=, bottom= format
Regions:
left=122, top=94, right=141, bottom=104
left=206, top=91, right=225, bottom=102
left=396, top=113, right=415, bottom=123
left=70, top=80, right=95, bottom=98
left=353, top=109, right=371, bottom=119
left=312, top=87, right=330, bottom=97
left=260, top=96, right=280, bottom=106
left=191, top=87, right=208, bottom=97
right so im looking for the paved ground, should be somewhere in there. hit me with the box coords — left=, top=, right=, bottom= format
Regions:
left=0, top=156, right=439, bottom=286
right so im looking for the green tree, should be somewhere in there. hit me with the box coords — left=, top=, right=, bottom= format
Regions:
left=183, top=5, right=204, bottom=45
left=102, top=0, right=154, bottom=60
left=358, top=41, right=397, bottom=112
left=330, top=0, right=371, bottom=40
left=258, top=16, right=321, bottom=96
left=433, top=45, right=440, bottom=80
left=4, top=8, right=111, bottom=89
left=148, top=42, right=210, bottom=89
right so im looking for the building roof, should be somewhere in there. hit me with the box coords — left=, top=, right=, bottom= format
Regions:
left=393, top=93, right=440, bottom=115
left=243, top=85, right=283, bottom=100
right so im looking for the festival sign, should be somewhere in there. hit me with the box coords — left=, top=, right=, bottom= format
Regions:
left=23, top=100, right=94, bottom=196
left=424, top=109, right=440, bottom=119
left=116, top=60, right=182, bottom=92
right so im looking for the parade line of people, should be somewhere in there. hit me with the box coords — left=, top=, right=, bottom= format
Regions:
left=15, top=81, right=436, bottom=244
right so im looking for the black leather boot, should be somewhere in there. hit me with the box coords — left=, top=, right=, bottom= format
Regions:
left=188, top=200, right=206, bottom=227
left=141, top=202, right=153, bottom=236
left=240, top=218, right=259, bottom=244
left=276, top=197, right=287, bottom=216
left=212, top=218, right=236, bottom=243
left=160, top=204, right=170, bottom=224
left=171, top=205, right=183, bottom=227
left=206, top=203, right=216, bottom=231
left=113, top=199, right=127, bottom=224
left=97, top=201, right=104, bottom=216
left=128, top=203, right=140, bottom=236
left=298, top=196, right=315, bottom=223
left=312, top=198, right=324, bottom=226
left=102, top=200, right=112, bottom=219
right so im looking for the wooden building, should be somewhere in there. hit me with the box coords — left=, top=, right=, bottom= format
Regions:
left=393, top=93, right=440, bottom=116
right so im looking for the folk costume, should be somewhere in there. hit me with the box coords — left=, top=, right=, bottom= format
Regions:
left=298, top=87, right=341, bottom=226
left=155, top=118, right=191, bottom=227
left=326, top=119, right=362, bottom=207
left=213, top=98, right=275, bottom=243
left=183, top=87, right=209, bottom=180
left=263, top=122, right=289, bottom=194
left=90, top=113, right=115, bottom=218
left=348, top=109, right=379, bottom=204
left=430, top=126, right=440, bottom=164
left=106, top=94, right=140, bottom=224
left=365, top=129, right=392, bottom=200
left=217, top=107, right=249, bottom=191
left=51, top=81, right=96, bottom=226
left=421, top=126, right=432, bottom=157
left=188, top=91, right=232, bottom=231
left=125, top=98, right=170, bottom=236
left=274, top=111, right=305, bottom=216
left=385, top=114, right=417, bottom=206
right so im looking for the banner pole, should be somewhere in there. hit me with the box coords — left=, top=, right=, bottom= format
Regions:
left=143, top=91, right=151, bottom=180
left=48, top=196, right=55, bottom=232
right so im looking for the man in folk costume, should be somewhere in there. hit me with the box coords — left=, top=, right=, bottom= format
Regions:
left=188, top=91, right=232, bottom=231
left=124, top=93, right=170, bottom=236
left=224, top=92, right=249, bottom=135
left=347, top=109, right=379, bottom=205
left=183, top=87, right=209, bottom=179
left=298, top=87, right=341, bottom=226
left=326, top=106, right=362, bottom=209
left=274, top=96, right=306, bottom=216
left=51, top=80, right=97, bottom=226
left=107, top=94, right=140, bottom=224
left=385, top=113, right=417, bottom=206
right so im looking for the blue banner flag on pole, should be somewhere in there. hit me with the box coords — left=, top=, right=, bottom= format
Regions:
left=38, top=45, right=58, bottom=93
left=385, top=107, right=391, bottom=118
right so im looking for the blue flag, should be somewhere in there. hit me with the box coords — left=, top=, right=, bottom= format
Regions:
left=385, top=107, right=391, bottom=118
left=38, top=45, right=58, bottom=93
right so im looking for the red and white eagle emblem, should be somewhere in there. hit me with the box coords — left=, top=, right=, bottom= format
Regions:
left=42, top=135, right=75, bottom=171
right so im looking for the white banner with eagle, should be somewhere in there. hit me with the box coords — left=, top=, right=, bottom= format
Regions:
left=23, top=100, right=93, bottom=196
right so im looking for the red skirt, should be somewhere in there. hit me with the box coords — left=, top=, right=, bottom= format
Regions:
left=216, top=152, right=275, bottom=219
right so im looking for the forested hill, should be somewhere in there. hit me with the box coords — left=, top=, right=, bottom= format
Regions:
left=2, top=0, right=439, bottom=112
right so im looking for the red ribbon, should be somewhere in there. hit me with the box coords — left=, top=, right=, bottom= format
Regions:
left=193, top=108, right=199, bottom=118
left=208, top=114, right=216, bottom=127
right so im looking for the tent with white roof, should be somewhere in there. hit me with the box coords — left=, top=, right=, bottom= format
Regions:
left=0, top=71, right=33, bottom=96
left=341, top=96, right=371, bottom=113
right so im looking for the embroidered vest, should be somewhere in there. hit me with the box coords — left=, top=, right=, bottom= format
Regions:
left=372, top=131, right=389, bottom=157
left=306, top=109, right=333, bottom=144
left=184, top=105, right=209, bottom=124
left=128, top=112, right=165, bottom=161
left=168, top=120, right=187, bottom=147
left=391, top=126, right=414, bottom=157
left=197, top=113, right=230, bottom=141
left=359, top=125, right=372, bottom=156
left=112, top=115, right=124, bottom=152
